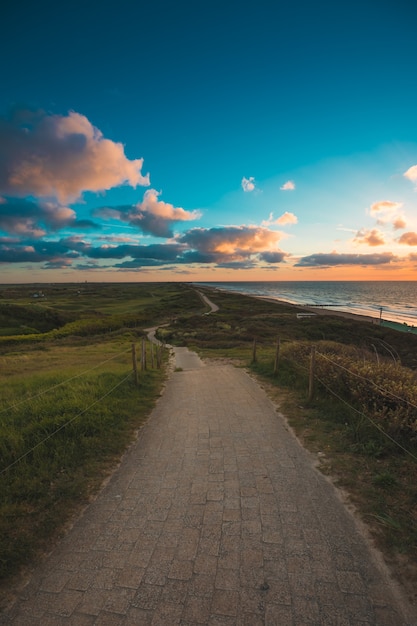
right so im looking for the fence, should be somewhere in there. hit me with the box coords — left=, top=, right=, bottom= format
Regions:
left=250, top=337, right=417, bottom=461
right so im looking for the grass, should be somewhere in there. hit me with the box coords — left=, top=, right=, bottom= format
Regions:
left=0, top=282, right=208, bottom=601
left=1, top=282, right=417, bottom=603
left=161, top=286, right=417, bottom=598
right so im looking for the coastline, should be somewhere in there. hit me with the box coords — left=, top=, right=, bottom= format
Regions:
left=200, top=285, right=417, bottom=334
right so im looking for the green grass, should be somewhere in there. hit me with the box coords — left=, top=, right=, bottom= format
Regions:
left=0, top=341, right=165, bottom=585
left=0, top=282, right=207, bottom=597
left=164, top=287, right=417, bottom=597
left=2, top=283, right=417, bottom=601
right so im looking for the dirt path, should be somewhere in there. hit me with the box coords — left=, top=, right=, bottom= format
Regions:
left=1, top=349, right=416, bottom=625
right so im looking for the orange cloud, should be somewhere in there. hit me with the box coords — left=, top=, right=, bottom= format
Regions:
left=354, top=228, right=386, bottom=246
left=398, top=232, right=417, bottom=246
left=393, top=217, right=406, bottom=230
left=369, top=200, right=403, bottom=224
left=0, top=110, right=150, bottom=203
left=262, top=211, right=297, bottom=227
left=179, top=225, right=283, bottom=256
left=276, top=211, right=298, bottom=225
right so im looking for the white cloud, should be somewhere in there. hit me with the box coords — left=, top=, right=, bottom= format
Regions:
left=404, top=165, right=417, bottom=186
left=280, top=180, right=295, bottom=191
left=241, top=176, right=256, bottom=192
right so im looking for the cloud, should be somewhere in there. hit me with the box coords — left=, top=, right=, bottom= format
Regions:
left=95, top=189, right=201, bottom=238
left=369, top=200, right=403, bottom=225
left=0, top=224, right=288, bottom=270
left=393, top=217, right=406, bottom=230
left=241, top=177, right=256, bottom=192
left=0, top=109, right=150, bottom=203
left=280, top=180, right=295, bottom=191
left=0, top=198, right=76, bottom=237
left=404, top=165, right=417, bottom=187
left=178, top=225, right=283, bottom=257
left=261, top=211, right=297, bottom=227
left=353, top=228, right=386, bottom=246
left=258, top=251, right=287, bottom=263
left=398, top=232, right=417, bottom=246
left=296, top=252, right=396, bottom=267
left=276, top=211, right=298, bottom=226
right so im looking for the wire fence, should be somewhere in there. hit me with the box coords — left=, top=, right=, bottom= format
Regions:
left=250, top=337, right=417, bottom=462
left=0, top=338, right=167, bottom=474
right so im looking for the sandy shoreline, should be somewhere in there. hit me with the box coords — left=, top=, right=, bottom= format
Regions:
left=256, top=296, right=379, bottom=324
left=198, top=285, right=417, bottom=333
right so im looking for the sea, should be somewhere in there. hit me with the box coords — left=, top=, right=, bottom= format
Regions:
left=196, top=281, right=417, bottom=328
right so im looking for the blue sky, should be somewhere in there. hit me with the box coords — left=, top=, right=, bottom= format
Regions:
left=1, top=0, right=417, bottom=282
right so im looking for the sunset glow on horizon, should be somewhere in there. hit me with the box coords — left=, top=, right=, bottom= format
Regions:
left=1, top=1, right=417, bottom=283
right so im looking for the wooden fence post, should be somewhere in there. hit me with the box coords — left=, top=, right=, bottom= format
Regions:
left=308, top=345, right=316, bottom=402
left=141, top=337, right=147, bottom=371
left=132, top=343, right=139, bottom=385
left=273, top=338, right=280, bottom=376
left=150, top=342, right=155, bottom=369
left=252, top=338, right=257, bottom=364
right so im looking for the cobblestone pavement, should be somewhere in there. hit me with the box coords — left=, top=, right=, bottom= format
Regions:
left=2, top=349, right=416, bottom=625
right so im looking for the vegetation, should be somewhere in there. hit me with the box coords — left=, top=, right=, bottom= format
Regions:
left=0, top=283, right=205, bottom=597
left=159, top=287, right=417, bottom=596
left=1, top=282, right=416, bottom=602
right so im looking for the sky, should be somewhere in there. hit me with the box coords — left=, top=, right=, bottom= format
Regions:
left=1, top=0, right=417, bottom=283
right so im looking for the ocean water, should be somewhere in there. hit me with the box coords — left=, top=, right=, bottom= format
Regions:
left=196, top=281, right=417, bottom=327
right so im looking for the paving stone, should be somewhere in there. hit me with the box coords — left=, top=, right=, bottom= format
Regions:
left=1, top=353, right=415, bottom=626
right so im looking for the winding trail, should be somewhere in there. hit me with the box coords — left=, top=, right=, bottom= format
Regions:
left=1, top=344, right=416, bottom=625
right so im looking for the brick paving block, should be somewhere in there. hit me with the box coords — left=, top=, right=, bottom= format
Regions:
left=76, top=589, right=107, bottom=616
left=336, top=570, right=366, bottom=594
left=115, top=567, right=145, bottom=589
left=183, top=594, right=211, bottom=623
left=40, top=570, right=72, bottom=593
left=102, top=587, right=136, bottom=615
left=150, top=602, right=183, bottom=625
left=94, top=612, right=126, bottom=625
left=125, top=606, right=153, bottom=625
left=215, top=567, right=240, bottom=591
left=131, top=583, right=162, bottom=611
left=190, top=573, right=215, bottom=597
left=2, top=358, right=416, bottom=626
left=168, top=560, right=194, bottom=581
left=211, top=589, right=239, bottom=617
left=194, top=553, right=218, bottom=576
left=161, top=579, right=188, bottom=605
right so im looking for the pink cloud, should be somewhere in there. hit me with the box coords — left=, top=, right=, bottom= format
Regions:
left=280, top=180, right=295, bottom=191
left=0, top=109, right=150, bottom=203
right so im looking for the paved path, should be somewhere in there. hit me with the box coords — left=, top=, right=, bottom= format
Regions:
left=2, top=350, right=416, bottom=625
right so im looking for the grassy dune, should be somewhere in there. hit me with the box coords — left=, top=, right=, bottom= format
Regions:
left=1, top=282, right=416, bottom=603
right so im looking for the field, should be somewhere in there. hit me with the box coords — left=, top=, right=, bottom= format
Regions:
left=1, top=282, right=417, bottom=603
